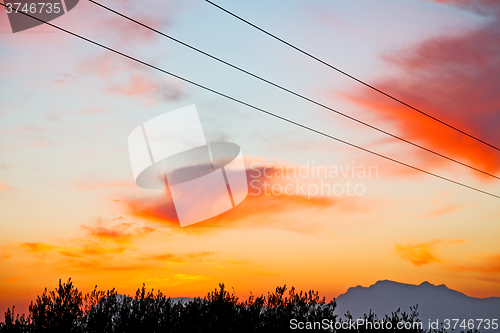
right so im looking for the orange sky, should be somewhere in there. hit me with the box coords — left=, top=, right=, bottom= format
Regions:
left=1, top=0, right=500, bottom=319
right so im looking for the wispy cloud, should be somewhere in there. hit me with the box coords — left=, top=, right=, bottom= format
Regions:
left=419, top=204, right=460, bottom=219
left=150, top=251, right=215, bottom=264
left=0, top=126, right=56, bottom=153
left=427, top=0, right=500, bottom=15
left=81, top=219, right=155, bottom=244
left=76, top=53, right=185, bottom=106
left=3, top=277, right=24, bottom=284
left=0, top=162, right=13, bottom=170
left=105, top=72, right=184, bottom=103
left=0, top=182, right=11, bottom=192
left=1, top=214, right=222, bottom=276
left=395, top=239, right=466, bottom=266
left=73, top=176, right=135, bottom=191
left=451, top=254, right=500, bottom=275
left=21, top=242, right=57, bottom=253
left=2, top=217, right=159, bottom=272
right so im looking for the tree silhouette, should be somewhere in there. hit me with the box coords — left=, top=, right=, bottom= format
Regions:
left=2, top=306, right=29, bottom=333
left=29, top=278, right=83, bottom=333
left=0, top=279, right=480, bottom=333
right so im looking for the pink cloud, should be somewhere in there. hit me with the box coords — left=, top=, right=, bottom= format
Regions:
left=342, top=0, right=500, bottom=180
left=76, top=52, right=185, bottom=105
left=0, top=183, right=10, bottom=192
left=121, top=160, right=369, bottom=233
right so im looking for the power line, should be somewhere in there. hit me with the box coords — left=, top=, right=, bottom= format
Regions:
left=2, top=3, right=499, bottom=200
left=205, top=0, right=500, bottom=153
left=88, top=0, right=500, bottom=181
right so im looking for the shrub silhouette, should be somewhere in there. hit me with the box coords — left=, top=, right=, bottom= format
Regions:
left=75, top=285, right=117, bottom=333
left=29, top=278, right=83, bottom=333
left=0, top=279, right=477, bottom=333
left=2, top=306, right=29, bottom=333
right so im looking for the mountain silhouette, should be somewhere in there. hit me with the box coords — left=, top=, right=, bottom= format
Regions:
left=335, top=280, right=500, bottom=331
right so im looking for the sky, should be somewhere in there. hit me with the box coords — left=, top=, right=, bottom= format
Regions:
left=1, top=0, right=500, bottom=317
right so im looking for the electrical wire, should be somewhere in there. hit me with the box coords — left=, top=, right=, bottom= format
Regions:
left=205, top=0, right=500, bottom=153
left=2, top=3, right=499, bottom=200
left=86, top=0, right=500, bottom=181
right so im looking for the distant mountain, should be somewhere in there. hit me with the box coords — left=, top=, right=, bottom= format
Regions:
left=114, top=294, right=195, bottom=305
left=169, top=297, right=195, bottom=304
left=335, top=280, right=500, bottom=331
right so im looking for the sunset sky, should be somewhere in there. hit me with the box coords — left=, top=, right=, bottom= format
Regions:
left=1, top=0, right=500, bottom=317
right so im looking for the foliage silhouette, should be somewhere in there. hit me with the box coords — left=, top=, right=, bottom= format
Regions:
left=0, top=279, right=480, bottom=333
left=29, top=278, right=83, bottom=333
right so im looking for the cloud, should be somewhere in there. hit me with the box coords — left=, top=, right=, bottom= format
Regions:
left=419, top=204, right=460, bottom=219
left=122, top=191, right=179, bottom=224
left=0, top=162, right=13, bottom=170
left=56, top=0, right=172, bottom=45
left=21, top=242, right=57, bottom=253
left=3, top=219, right=162, bottom=273
left=76, top=53, right=185, bottom=105
left=10, top=225, right=215, bottom=273
left=73, top=176, right=135, bottom=191
left=0, top=125, right=55, bottom=153
left=428, top=0, right=497, bottom=5
left=395, top=239, right=465, bottom=266
left=0, top=182, right=10, bottom=192
left=173, top=274, right=207, bottom=281
left=452, top=253, right=500, bottom=275
left=123, top=186, right=336, bottom=228
left=121, top=160, right=356, bottom=233
left=95, top=10, right=164, bottom=46
left=82, top=107, right=107, bottom=115
left=3, top=277, right=23, bottom=284
left=342, top=0, right=500, bottom=180
left=20, top=241, right=127, bottom=257
left=105, top=72, right=184, bottom=104
left=9, top=218, right=159, bottom=272
left=65, top=0, right=185, bottom=105
left=150, top=251, right=215, bottom=264
left=426, top=0, right=500, bottom=16
left=5, top=0, right=187, bottom=106
left=81, top=219, right=155, bottom=244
